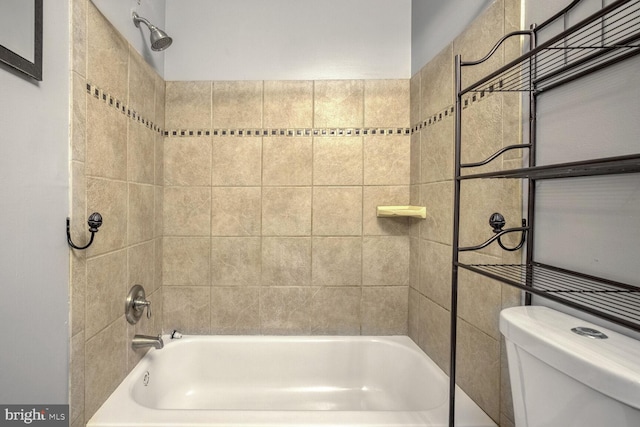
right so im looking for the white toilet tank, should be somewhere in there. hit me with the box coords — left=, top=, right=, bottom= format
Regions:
left=500, top=306, right=640, bottom=427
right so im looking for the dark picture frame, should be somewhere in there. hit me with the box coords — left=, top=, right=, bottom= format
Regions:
left=0, top=0, right=43, bottom=81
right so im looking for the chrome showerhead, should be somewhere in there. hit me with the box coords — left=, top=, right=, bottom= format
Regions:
left=132, top=12, right=172, bottom=52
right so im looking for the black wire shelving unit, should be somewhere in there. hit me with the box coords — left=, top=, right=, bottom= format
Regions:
left=449, top=1, right=640, bottom=426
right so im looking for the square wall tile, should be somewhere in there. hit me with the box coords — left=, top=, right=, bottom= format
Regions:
left=418, top=239, right=452, bottom=310
left=312, top=237, right=362, bottom=287
left=71, top=72, right=86, bottom=162
left=163, top=186, right=211, bottom=236
left=417, top=294, right=451, bottom=373
left=154, top=238, right=163, bottom=290
left=211, top=287, right=260, bottom=334
left=314, top=80, right=364, bottom=128
left=128, top=121, right=155, bottom=184
left=312, top=187, right=362, bottom=236
left=154, top=186, right=164, bottom=239
left=362, top=236, right=410, bottom=287
left=408, top=288, right=420, bottom=342
left=162, top=286, right=211, bottom=334
left=128, top=241, right=155, bottom=294
left=410, top=72, right=421, bottom=127
left=262, top=238, right=311, bottom=287
left=262, top=187, right=311, bottom=236
left=458, top=252, right=503, bottom=340
left=85, top=250, right=127, bottom=339
left=457, top=319, right=501, bottom=421
left=70, top=250, right=86, bottom=337
left=211, top=237, right=261, bottom=286
left=311, top=287, right=361, bottom=335
left=421, top=117, right=454, bottom=184
left=460, top=95, right=503, bottom=172
left=163, top=237, right=210, bottom=286
left=85, top=317, right=126, bottom=419
left=71, top=0, right=87, bottom=76
left=87, top=2, right=128, bottom=101
left=164, top=137, right=212, bottom=186
left=69, top=332, right=84, bottom=425
left=361, top=286, right=408, bottom=335
left=419, top=182, right=453, bottom=245
left=364, top=135, right=411, bottom=185
left=260, top=287, right=313, bottom=334
left=128, top=183, right=155, bottom=245
left=420, top=43, right=454, bottom=121
left=262, top=137, right=312, bottom=186
left=211, top=137, right=262, bottom=186
left=211, top=187, right=262, bottom=236
left=86, top=100, right=127, bottom=180
left=165, top=81, right=212, bottom=130
left=155, top=134, right=164, bottom=186
left=364, top=79, right=410, bottom=128
left=213, top=81, right=263, bottom=128
left=409, top=237, right=420, bottom=291
left=410, top=131, right=421, bottom=185
left=313, top=137, right=363, bottom=185
left=154, top=73, right=166, bottom=128
left=128, top=48, right=157, bottom=120
left=264, top=80, right=313, bottom=128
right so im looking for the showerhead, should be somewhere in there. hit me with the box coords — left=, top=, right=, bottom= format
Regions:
left=132, top=12, right=172, bottom=52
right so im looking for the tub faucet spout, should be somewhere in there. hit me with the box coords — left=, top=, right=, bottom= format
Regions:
left=132, top=334, right=164, bottom=350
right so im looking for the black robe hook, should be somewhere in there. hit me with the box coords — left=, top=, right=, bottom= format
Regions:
left=67, top=212, right=103, bottom=250
left=489, top=212, right=526, bottom=252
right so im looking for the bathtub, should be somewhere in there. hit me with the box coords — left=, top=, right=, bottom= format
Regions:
left=87, top=335, right=495, bottom=427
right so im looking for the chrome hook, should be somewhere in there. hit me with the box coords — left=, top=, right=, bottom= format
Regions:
left=67, top=212, right=102, bottom=250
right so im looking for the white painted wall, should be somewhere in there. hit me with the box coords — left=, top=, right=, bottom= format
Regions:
left=411, top=0, right=493, bottom=75
left=90, top=0, right=502, bottom=81
left=91, top=0, right=167, bottom=77
left=164, top=0, right=411, bottom=81
left=0, top=1, right=69, bottom=403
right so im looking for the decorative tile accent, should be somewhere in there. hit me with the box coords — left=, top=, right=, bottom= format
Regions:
left=409, top=89, right=497, bottom=133
left=86, top=82, right=163, bottom=134
left=86, top=82, right=412, bottom=139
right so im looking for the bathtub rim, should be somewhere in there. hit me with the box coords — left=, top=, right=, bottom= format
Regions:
left=87, top=335, right=496, bottom=427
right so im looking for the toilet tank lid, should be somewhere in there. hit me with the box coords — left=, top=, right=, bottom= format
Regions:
left=500, top=306, right=640, bottom=410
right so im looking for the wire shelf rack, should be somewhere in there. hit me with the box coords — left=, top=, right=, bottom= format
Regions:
left=458, top=262, right=640, bottom=331
left=461, top=0, right=640, bottom=95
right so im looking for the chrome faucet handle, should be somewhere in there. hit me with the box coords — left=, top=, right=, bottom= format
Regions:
left=134, top=297, right=152, bottom=318
left=126, top=285, right=152, bottom=324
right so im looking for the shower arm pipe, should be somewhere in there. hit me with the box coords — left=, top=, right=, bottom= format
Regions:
left=460, top=30, right=534, bottom=67
left=133, top=13, right=152, bottom=29
left=459, top=222, right=528, bottom=252
left=460, top=144, right=532, bottom=168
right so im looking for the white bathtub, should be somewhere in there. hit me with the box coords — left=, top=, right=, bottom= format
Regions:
left=88, top=335, right=495, bottom=427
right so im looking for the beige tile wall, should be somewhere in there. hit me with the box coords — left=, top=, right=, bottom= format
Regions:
left=408, top=0, right=523, bottom=425
left=161, top=79, right=412, bottom=336
left=69, top=1, right=164, bottom=425
left=69, top=0, right=526, bottom=426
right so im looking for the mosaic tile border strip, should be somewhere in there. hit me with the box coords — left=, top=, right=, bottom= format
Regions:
left=163, top=127, right=411, bottom=138
left=86, top=83, right=164, bottom=134
left=86, top=82, right=411, bottom=138
left=410, top=88, right=497, bottom=132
